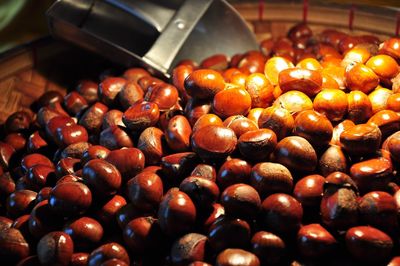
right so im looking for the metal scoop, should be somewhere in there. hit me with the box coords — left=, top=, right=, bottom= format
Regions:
left=46, top=0, right=258, bottom=78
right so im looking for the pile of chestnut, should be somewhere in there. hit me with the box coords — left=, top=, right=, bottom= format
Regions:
left=0, top=22, right=400, bottom=266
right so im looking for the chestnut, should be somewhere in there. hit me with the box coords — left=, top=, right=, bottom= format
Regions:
left=70, top=253, right=89, bottom=266
left=0, top=228, right=30, bottom=264
left=387, top=93, right=400, bottom=112
left=339, top=123, right=381, bottom=157
left=366, top=54, right=399, bottom=80
left=21, top=153, right=54, bottom=173
left=212, top=87, right=252, bottom=119
left=251, top=231, right=285, bottom=265
left=35, top=90, right=64, bottom=109
left=123, top=216, right=163, bottom=254
left=320, top=172, right=359, bottom=230
left=118, top=81, right=144, bottom=110
left=278, top=68, right=322, bottom=97
left=250, top=162, right=293, bottom=198
left=273, top=136, right=318, bottom=173
left=105, top=148, right=145, bottom=183
left=369, top=86, right=393, bottom=114
left=55, top=124, right=89, bottom=148
left=172, top=65, right=193, bottom=104
left=64, top=217, right=103, bottom=250
left=60, top=141, right=91, bottom=159
left=4, top=111, right=32, bottom=134
left=37, top=231, right=73, bottom=266
left=264, top=57, right=294, bottom=85
left=161, top=152, right=200, bottom=186
left=245, top=73, right=274, bottom=108
left=93, top=194, right=127, bottom=227
left=193, top=114, right=223, bottom=133
left=64, top=91, right=88, bottom=116
left=122, top=101, right=160, bottom=131
left=82, top=159, right=121, bottom=198
left=6, top=190, right=37, bottom=218
left=261, top=193, right=303, bottom=236
left=145, top=83, right=179, bottom=111
left=102, top=109, right=124, bottom=129
left=201, top=54, right=228, bottom=70
left=56, top=157, right=81, bottom=178
left=5, top=133, right=26, bottom=152
left=81, top=145, right=110, bottom=165
left=79, top=102, right=109, bottom=134
left=137, top=126, right=165, bottom=165
left=273, top=90, right=313, bottom=115
left=0, top=172, right=15, bottom=201
left=99, top=126, right=134, bottom=150
left=367, top=109, right=400, bottom=139
left=297, top=224, right=337, bottom=258
left=26, top=164, right=56, bottom=190
left=115, top=203, right=153, bottom=230
left=184, top=98, right=212, bottom=126
left=184, top=69, right=225, bottom=99
left=76, top=80, right=98, bottom=104
left=49, top=181, right=92, bottom=216
left=123, top=67, right=150, bottom=82
left=358, top=191, right=398, bottom=234
left=223, top=116, right=258, bottom=138
left=319, top=145, right=348, bottom=177
left=98, top=77, right=127, bottom=106
left=293, top=110, right=333, bottom=149
left=127, top=172, right=163, bottom=210
left=345, top=63, right=379, bottom=94
left=345, top=226, right=393, bottom=263
left=208, top=216, right=251, bottom=252
left=215, top=249, right=260, bottom=266
left=170, top=233, right=208, bottom=265
left=258, top=106, right=294, bottom=140
left=350, top=157, right=393, bottom=193
left=191, top=125, right=237, bottom=161
left=28, top=200, right=63, bottom=238
left=179, top=176, right=219, bottom=210
left=220, top=183, right=261, bottom=219
left=238, top=129, right=277, bottom=161
left=217, top=159, right=252, bottom=190
left=346, top=90, right=373, bottom=124
left=87, top=242, right=130, bottom=266
left=313, top=89, right=348, bottom=122
left=157, top=189, right=196, bottom=236
left=165, top=115, right=192, bottom=152
left=191, top=164, right=217, bottom=182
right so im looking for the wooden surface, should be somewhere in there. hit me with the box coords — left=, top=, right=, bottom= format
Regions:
left=0, top=2, right=397, bottom=123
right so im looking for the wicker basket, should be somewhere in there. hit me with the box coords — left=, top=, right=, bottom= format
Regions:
left=0, top=1, right=397, bottom=123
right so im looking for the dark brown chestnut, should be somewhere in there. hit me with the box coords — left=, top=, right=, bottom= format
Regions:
left=87, top=242, right=130, bottom=266
left=217, top=159, right=252, bottom=190
left=127, top=172, right=163, bottom=210
left=238, top=129, right=277, bottom=161
left=170, top=233, right=208, bottom=265
left=105, top=148, right=145, bottom=183
left=215, top=248, right=260, bottom=266
left=37, top=231, right=73, bottom=266
left=64, top=217, right=103, bottom=250
left=251, top=231, right=285, bottom=265
left=297, top=224, right=337, bottom=258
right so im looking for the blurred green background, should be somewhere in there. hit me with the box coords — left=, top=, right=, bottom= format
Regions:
left=0, top=0, right=53, bottom=53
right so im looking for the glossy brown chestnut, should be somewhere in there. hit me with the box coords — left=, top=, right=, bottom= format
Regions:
left=251, top=231, right=285, bottom=265
left=179, top=176, right=220, bottom=210
left=21, top=153, right=54, bottom=173
left=238, top=129, right=277, bottom=161
left=98, top=77, right=127, bottom=106
left=60, top=141, right=92, bottom=159
left=172, top=65, right=193, bottom=104
left=250, top=162, right=293, bottom=198
left=5, top=133, right=26, bottom=152
left=37, top=231, right=73, bottom=266
left=161, top=152, right=200, bottom=186
left=81, top=145, right=110, bottom=165
left=366, top=54, right=399, bottom=80
left=184, top=98, right=212, bottom=126
left=36, top=90, right=64, bottom=109
left=201, top=54, right=228, bottom=70
left=28, top=200, right=63, bottom=238
left=93, top=194, right=127, bottom=227
left=212, top=87, right=252, bottom=119
left=350, top=157, right=393, bottom=193
left=145, top=83, right=179, bottom=111
left=216, top=248, right=260, bottom=266
left=123, top=101, right=160, bottom=132
left=165, top=115, right=192, bottom=152
left=278, top=68, right=322, bottom=97
left=264, top=57, right=294, bottom=85
left=127, top=172, right=163, bottom=210
left=118, top=81, right=144, bottom=110
left=369, top=86, right=393, bottom=114
left=27, top=131, right=48, bottom=153
left=64, top=217, right=103, bottom=250
left=115, top=203, right=153, bottom=230
left=56, top=157, right=81, bottom=178
left=383, top=131, right=400, bottom=163
left=6, top=190, right=37, bottom=218
left=387, top=92, right=400, bottom=112
left=87, top=242, right=130, bottom=266
left=26, top=164, right=56, bottom=190
left=123, top=216, right=163, bottom=254
left=319, top=145, right=348, bottom=177
left=105, top=148, right=145, bottom=183
left=184, top=69, right=225, bottom=99
left=82, top=159, right=121, bottom=197
left=261, top=193, right=303, bottom=235
left=191, top=164, right=217, bottom=182
left=102, top=109, right=124, bottom=129
left=297, top=224, right=337, bottom=258
left=223, top=116, right=258, bottom=138
left=137, top=127, right=165, bottom=165
left=339, top=123, right=381, bottom=156
left=208, top=216, right=251, bottom=252
left=70, top=252, right=89, bottom=266
left=346, top=63, right=379, bottom=94
left=217, top=159, right=252, bottom=190
left=0, top=172, right=15, bottom=201
left=238, top=51, right=266, bottom=74
left=245, top=73, right=274, bottom=108
left=55, top=124, right=89, bottom=148
left=79, top=102, right=109, bottom=134
left=123, top=67, right=150, bottom=82
left=345, top=226, right=393, bottom=263
left=5, top=111, right=32, bottom=134
left=293, top=110, right=333, bottom=148
left=170, top=233, right=208, bottom=265
left=368, top=109, right=400, bottom=139
left=273, top=136, right=317, bottom=172
left=359, top=191, right=398, bottom=233
left=99, top=126, right=134, bottom=150
left=258, top=106, right=294, bottom=140
left=76, top=80, right=98, bottom=104
left=191, top=125, right=237, bottom=161
left=158, top=189, right=196, bottom=236
left=64, top=91, right=88, bottom=116
left=313, top=89, right=348, bottom=122
left=36, top=186, right=52, bottom=202
left=220, top=183, right=261, bottom=219
left=192, top=114, right=223, bottom=133
left=49, top=181, right=92, bottom=216
left=0, top=228, right=30, bottom=264
left=273, top=90, right=313, bottom=114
